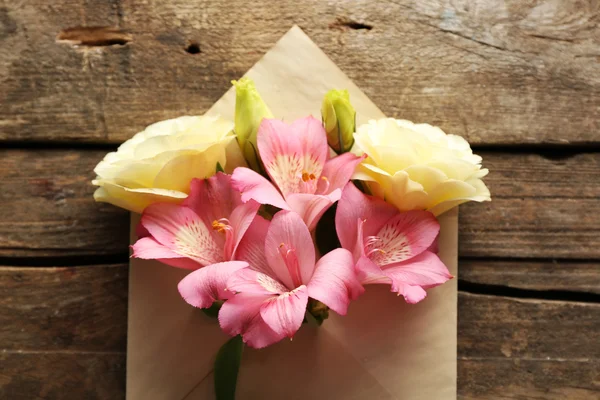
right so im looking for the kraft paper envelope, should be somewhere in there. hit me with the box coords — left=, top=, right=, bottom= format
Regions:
left=127, top=26, right=458, bottom=400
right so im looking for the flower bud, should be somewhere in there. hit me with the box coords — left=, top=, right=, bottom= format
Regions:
left=321, top=89, right=356, bottom=154
left=232, top=78, right=273, bottom=172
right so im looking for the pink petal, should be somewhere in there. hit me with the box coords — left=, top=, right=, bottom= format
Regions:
left=307, top=248, right=364, bottom=315
left=259, top=285, right=308, bottom=338
left=355, top=255, right=391, bottom=286
left=140, top=203, right=224, bottom=266
left=393, top=284, right=427, bottom=304
left=286, top=193, right=334, bottom=231
left=226, top=200, right=261, bottom=260
left=335, top=183, right=397, bottom=252
left=219, top=292, right=270, bottom=336
left=218, top=293, right=286, bottom=348
left=258, top=117, right=327, bottom=197
left=235, top=216, right=272, bottom=275
left=227, top=268, right=288, bottom=296
left=177, top=261, right=249, bottom=308
left=318, top=153, right=365, bottom=195
left=265, top=211, right=316, bottom=289
left=130, top=237, right=203, bottom=270
left=241, top=314, right=287, bottom=349
left=384, top=251, right=453, bottom=288
left=290, top=116, right=328, bottom=180
left=183, top=173, right=241, bottom=226
left=231, top=167, right=290, bottom=211
left=354, top=255, right=429, bottom=304
left=370, top=211, right=440, bottom=266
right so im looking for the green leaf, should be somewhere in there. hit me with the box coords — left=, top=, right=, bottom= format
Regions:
left=216, top=162, right=225, bottom=173
left=201, top=301, right=223, bottom=319
left=214, top=335, right=244, bottom=400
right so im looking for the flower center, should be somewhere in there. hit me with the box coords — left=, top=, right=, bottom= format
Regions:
left=212, top=218, right=235, bottom=259
left=364, top=235, right=387, bottom=259
left=212, top=218, right=232, bottom=234
left=279, top=242, right=303, bottom=288
left=301, top=171, right=316, bottom=182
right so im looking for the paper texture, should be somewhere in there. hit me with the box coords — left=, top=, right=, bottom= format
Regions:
left=127, top=26, right=457, bottom=400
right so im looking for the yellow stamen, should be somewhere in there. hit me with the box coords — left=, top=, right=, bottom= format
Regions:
left=212, top=220, right=227, bottom=234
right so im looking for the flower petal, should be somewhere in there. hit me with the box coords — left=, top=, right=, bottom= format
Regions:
left=130, top=236, right=202, bottom=270
left=335, top=183, right=397, bottom=252
left=307, top=248, right=364, bottom=315
left=260, top=285, right=308, bottom=338
left=241, top=314, right=287, bottom=349
left=286, top=193, right=334, bottom=231
left=235, top=216, right=273, bottom=276
left=183, top=173, right=242, bottom=226
left=177, top=261, right=249, bottom=308
left=265, top=211, right=316, bottom=289
left=183, top=173, right=260, bottom=260
left=227, top=268, right=288, bottom=296
left=318, top=152, right=365, bottom=195
left=383, top=251, right=453, bottom=304
left=152, top=144, right=227, bottom=192
left=231, top=167, right=290, bottom=211
left=370, top=211, right=440, bottom=266
left=226, top=200, right=261, bottom=259
left=140, top=203, right=224, bottom=266
left=258, top=117, right=327, bottom=197
left=218, top=294, right=285, bottom=349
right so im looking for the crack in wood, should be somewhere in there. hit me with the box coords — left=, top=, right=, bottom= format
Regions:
left=459, top=280, right=600, bottom=304
left=56, top=26, right=132, bottom=47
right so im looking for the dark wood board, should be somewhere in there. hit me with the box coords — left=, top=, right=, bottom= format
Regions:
left=1, top=0, right=599, bottom=145
left=2, top=149, right=599, bottom=258
left=0, top=265, right=598, bottom=399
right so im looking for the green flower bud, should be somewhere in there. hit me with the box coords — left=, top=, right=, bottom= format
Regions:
left=321, top=89, right=356, bottom=154
left=232, top=78, right=273, bottom=172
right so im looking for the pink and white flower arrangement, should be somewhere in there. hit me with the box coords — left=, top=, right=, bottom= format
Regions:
left=93, top=77, right=490, bottom=398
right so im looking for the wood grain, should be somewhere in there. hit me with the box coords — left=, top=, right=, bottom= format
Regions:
left=461, top=259, right=600, bottom=295
left=2, top=149, right=598, bottom=258
left=0, top=265, right=127, bottom=352
left=1, top=265, right=598, bottom=399
left=2, top=353, right=597, bottom=400
left=0, top=352, right=126, bottom=400
left=1, top=0, right=599, bottom=145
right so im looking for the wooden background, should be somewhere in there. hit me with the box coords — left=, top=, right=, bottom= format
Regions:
left=1, top=0, right=599, bottom=398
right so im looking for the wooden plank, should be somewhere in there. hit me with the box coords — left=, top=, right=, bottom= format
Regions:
left=0, top=149, right=129, bottom=257
left=458, top=358, right=600, bottom=399
left=458, top=292, right=600, bottom=361
left=461, top=259, right=600, bottom=295
left=2, top=265, right=599, bottom=359
left=0, top=352, right=126, bottom=400
left=1, top=266, right=598, bottom=399
left=0, top=265, right=127, bottom=352
left=1, top=149, right=599, bottom=259
left=1, top=1, right=599, bottom=145
left=2, top=353, right=597, bottom=399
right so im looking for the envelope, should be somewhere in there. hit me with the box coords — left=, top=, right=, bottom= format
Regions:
left=127, top=26, right=458, bottom=400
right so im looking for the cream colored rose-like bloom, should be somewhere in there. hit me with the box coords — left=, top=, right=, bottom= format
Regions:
left=92, top=115, right=246, bottom=213
left=352, top=118, right=490, bottom=216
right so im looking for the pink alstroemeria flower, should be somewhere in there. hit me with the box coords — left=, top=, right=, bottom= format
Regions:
left=231, top=116, right=364, bottom=230
left=336, top=183, right=453, bottom=304
left=131, top=173, right=259, bottom=269
left=178, top=211, right=364, bottom=348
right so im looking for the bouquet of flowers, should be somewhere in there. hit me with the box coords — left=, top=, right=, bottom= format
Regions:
left=92, top=29, right=490, bottom=400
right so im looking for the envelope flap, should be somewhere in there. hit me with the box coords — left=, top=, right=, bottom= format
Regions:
left=206, top=25, right=386, bottom=122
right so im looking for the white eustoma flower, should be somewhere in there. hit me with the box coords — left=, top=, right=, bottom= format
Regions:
left=352, top=118, right=490, bottom=216
left=92, top=115, right=246, bottom=213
